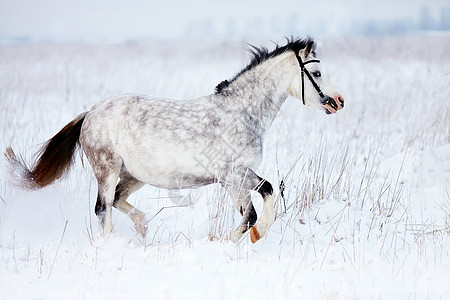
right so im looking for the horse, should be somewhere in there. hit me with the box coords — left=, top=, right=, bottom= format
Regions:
left=5, top=37, right=344, bottom=243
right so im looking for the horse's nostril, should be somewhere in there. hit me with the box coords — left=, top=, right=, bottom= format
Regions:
left=329, top=98, right=338, bottom=110
left=337, top=96, right=344, bottom=107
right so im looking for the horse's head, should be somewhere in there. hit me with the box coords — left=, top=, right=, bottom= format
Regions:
left=288, top=40, right=344, bottom=114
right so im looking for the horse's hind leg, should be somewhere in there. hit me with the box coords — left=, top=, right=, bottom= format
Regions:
left=222, top=186, right=257, bottom=241
left=92, top=153, right=122, bottom=235
left=113, top=170, right=147, bottom=237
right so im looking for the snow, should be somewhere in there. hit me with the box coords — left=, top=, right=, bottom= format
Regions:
left=0, top=35, right=449, bottom=299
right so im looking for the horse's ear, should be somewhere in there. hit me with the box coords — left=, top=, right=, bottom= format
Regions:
left=304, top=41, right=314, bottom=58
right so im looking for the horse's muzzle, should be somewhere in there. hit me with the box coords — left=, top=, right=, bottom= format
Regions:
left=322, top=94, right=344, bottom=114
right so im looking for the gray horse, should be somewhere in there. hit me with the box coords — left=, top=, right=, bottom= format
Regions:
left=5, top=37, right=344, bottom=243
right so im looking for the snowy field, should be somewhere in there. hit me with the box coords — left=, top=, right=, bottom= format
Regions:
left=0, top=35, right=449, bottom=299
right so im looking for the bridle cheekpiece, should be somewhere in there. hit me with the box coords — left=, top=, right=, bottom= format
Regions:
left=294, top=51, right=324, bottom=105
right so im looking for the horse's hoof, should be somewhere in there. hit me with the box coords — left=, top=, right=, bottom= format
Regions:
left=250, top=226, right=260, bottom=243
left=134, top=222, right=148, bottom=238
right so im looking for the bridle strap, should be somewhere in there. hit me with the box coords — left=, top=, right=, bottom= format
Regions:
left=294, top=52, right=324, bottom=105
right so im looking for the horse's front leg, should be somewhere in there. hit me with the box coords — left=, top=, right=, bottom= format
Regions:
left=250, top=179, right=275, bottom=243
left=222, top=186, right=257, bottom=241
left=224, top=168, right=275, bottom=243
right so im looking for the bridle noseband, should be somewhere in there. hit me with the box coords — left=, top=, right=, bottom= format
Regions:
left=294, top=51, right=324, bottom=105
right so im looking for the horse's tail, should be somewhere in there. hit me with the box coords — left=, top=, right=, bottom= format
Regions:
left=4, top=112, right=88, bottom=190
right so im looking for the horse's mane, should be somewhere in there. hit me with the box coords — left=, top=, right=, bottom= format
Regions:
left=215, top=36, right=316, bottom=94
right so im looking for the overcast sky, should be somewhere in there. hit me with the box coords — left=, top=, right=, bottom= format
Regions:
left=0, top=0, right=448, bottom=41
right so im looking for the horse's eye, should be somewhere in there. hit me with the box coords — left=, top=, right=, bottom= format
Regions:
left=313, top=71, right=321, bottom=78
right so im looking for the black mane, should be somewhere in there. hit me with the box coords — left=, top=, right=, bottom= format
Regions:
left=215, top=37, right=315, bottom=94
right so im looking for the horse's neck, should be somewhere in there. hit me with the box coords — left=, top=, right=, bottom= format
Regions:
left=228, top=52, right=297, bottom=130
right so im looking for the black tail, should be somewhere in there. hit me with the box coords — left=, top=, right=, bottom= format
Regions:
left=4, top=112, right=88, bottom=189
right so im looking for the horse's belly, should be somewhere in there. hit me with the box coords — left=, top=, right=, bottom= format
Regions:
left=119, top=145, right=215, bottom=189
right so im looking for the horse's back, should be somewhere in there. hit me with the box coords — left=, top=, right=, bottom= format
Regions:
left=80, top=94, right=222, bottom=188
